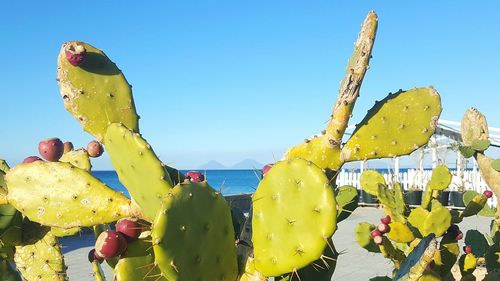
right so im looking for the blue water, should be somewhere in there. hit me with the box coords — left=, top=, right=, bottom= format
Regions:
left=92, top=170, right=261, bottom=197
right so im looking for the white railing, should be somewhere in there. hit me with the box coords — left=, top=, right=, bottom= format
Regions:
left=335, top=169, right=497, bottom=206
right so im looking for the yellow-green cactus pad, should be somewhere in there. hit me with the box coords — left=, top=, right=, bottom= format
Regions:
left=284, top=136, right=342, bottom=171
left=408, top=207, right=429, bottom=233
left=360, top=170, right=386, bottom=196
left=252, top=159, right=337, bottom=276
left=335, top=185, right=358, bottom=222
left=239, top=256, right=267, bottom=281
left=428, top=165, right=452, bottom=190
left=421, top=204, right=451, bottom=237
left=152, top=181, right=238, bottom=281
left=461, top=192, right=487, bottom=218
left=50, top=227, right=81, bottom=237
left=114, top=238, right=166, bottom=281
left=387, top=222, right=415, bottom=243
left=341, top=87, right=441, bottom=162
left=105, top=123, right=173, bottom=221
left=14, top=228, right=67, bottom=281
left=59, top=149, right=91, bottom=171
left=57, top=41, right=139, bottom=142
left=355, top=222, right=381, bottom=253
left=6, top=162, right=132, bottom=228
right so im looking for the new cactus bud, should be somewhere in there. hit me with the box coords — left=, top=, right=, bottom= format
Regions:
left=22, top=156, right=42, bottom=164
left=381, top=215, right=391, bottom=225
left=87, top=140, right=104, bottom=158
left=484, top=190, right=493, bottom=198
left=88, top=249, right=103, bottom=264
left=377, top=223, right=390, bottom=234
left=261, top=164, right=273, bottom=177
left=95, top=230, right=127, bottom=259
left=63, top=141, right=74, bottom=153
left=464, top=245, right=472, bottom=254
left=64, top=42, right=87, bottom=66
left=185, top=171, right=204, bottom=183
left=38, top=137, right=64, bottom=161
left=371, top=229, right=382, bottom=238
left=116, top=218, right=142, bottom=242
left=373, top=235, right=383, bottom=245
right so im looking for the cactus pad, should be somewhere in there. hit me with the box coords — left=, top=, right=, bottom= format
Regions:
left=461, top=192, right=487, bottom=218
left=335, top=185, right=358, bottom=222
left=428, top=165, right=451, bottom=190
left=464, top=230, right=489, bottom=257
left=387, top=222, right=415, bottom=243
left=284, top=137, right=342, bottom=171
left=6, top=161, right=131, bottom=228
left=59, top=149, right=91, bottom=171
left=408, top=207, right=429, bottom=232
left=360, top=170, right=386, bottom=196
left=463, top=190, right=495, bottom=217
left=355, top=222, right=381, bottom=253
left=14, top=227, right=67, bottom=281
left=421, top=203, right=451, bottom=237
left=105, top=123, right=173, bottom=221
left=152, top=180, right=238, bottom=281
left=341, top=87, right=441, bottom=162
left=252, top=158, right=337, bottom=276
left=0, top=258, right=22, bottom=281
left=57, top=41, right=139, bottom=142
left=114, top=238, right=166, bottom=281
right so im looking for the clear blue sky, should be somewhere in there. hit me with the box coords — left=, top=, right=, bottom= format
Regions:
left=2, top=1, right=499, bottom=169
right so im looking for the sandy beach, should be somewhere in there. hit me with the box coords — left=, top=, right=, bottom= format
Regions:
left=59, top=206, right=491, bottom=280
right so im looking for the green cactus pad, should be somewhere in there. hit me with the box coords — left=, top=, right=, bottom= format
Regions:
left=341, top=87, right=441, bottom=162
left=57, top=41, right=139, bottom=142
left=6, top=161, right=132, bottom=228
left=355, top=222, right=381, bottom=253
left=428, top=165, right=452, bottom=191
left=438, top=235, right=460, bottom=279
left=0, top=258, right=22, bottom=281
left=369, top=277, right=392, bottom=281
left=51, top=226, right=81, bottom=237
left=463, top=190, right=495, bottom=217
left=459, top=146, right=475, bottom=159
left=335, top=185, right=358, bottom=222
left=421, top=204, right=451, bottom=237
left=252, top=158, right=337, bottom=276
left=360, top=170, right=386, bottom=196
left=284, top=137, right=342, bottom=171
left=459, top=253, right=477, bottom=275
left=492, top=158, right=500, bottom=172
left=461, top=193, right=487, bottom=218
left=464, top=230, right=489, bottom=257
left=152, top=181, right=238, bottom=281
left=393, top=234, right=437, bottom=281
left=387, top=222, right=415, bottom=243
left=105, top=123, right=173, bottom=221
left=114, top=238, right=166, bottom=281
left=471, top=139, right=491, bottom=152
left=14, top=227, right=67, bottom=281
left=59, top=149, right=91, bottom=171
left=486, top=242, right=500, bottom=271
left=484, top=270, right=500, bottom=281
left=408, top=207, right=429, bottom=232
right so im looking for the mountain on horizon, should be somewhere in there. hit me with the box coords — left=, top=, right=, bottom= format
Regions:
left=231, top=158, right=264, bottom=169
left=198, top=160, right=227, bottom=170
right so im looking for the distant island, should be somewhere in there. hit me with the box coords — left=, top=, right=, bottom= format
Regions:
left=198, top=158, right=264, bottom=170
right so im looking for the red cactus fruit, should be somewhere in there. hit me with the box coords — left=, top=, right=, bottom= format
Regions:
left=373, top=235, right=383, bottom=245
left=455, top=232, right=463, bottom=241
left=95, top=230, right=127, bottom=259
left=88, top=249, right=103, bottom=264
left=38, top=138, right=64, bottom=162
left=185, top=171, right=205, bottom=183
left=63, top=141, right=74, bottom=153
left=380, top=215, right=391, bottom=225
left=465, top=245, right=472, bottom=254
left=377, top=223, right=390, bottom=234
left=484, top=190, right=493, bottom=198
left=370, top=229, right=382, bottom=238
left=262, top=164, right=274, bottom=177
left=65, top=43, right=87, bottom=66
left=22, top=156, right=43, bottom=164
left=116, top=218, right=142, bottom=242
left=87, top=140, right=104, bottom=158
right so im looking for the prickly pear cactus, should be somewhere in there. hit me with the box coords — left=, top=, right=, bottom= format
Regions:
left=114, top=239, right=166, bottom=281
left=252, top=159, right=337, bottom=276
left=57, top=41, right=139, bottom=142
left=5, top=162, right=132, bottom=228
left=59, top=149, right=91, bottom=171
left=151, top=180, right=238, bottom=281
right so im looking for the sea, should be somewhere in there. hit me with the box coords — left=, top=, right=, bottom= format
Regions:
left=92, top=170, right=261, bottom=197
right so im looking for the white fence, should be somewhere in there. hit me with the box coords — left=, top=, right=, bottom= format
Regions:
left=335, top=169, right=497, bottom=206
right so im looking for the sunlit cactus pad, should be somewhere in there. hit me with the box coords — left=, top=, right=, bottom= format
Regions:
left=252, top=158, right=337, bottom=276
left=57, top=41, right=139, bottom=142
left=342, top=87, right=441, bottom=161
left=152, top=180, right=238, bottom=281
left=14, top=228, right=67, bottom=281
left=5, top=162, right=132, bottom=228
left=105, top=123, right=173, bottom=221
left=114, top=239, right=166, bottom=281
left=59, top=149, right=91, bottom=171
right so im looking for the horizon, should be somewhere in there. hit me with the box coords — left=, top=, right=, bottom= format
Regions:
left=2, top=1, right=500, bottom=169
